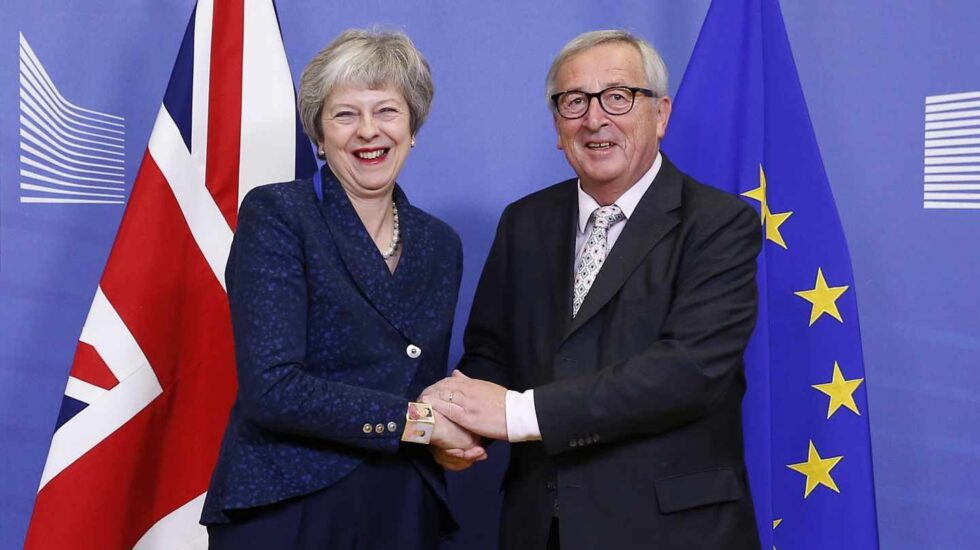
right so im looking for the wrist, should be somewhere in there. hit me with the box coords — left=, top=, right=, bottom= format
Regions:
left=401, top=402, right=435, bottom=444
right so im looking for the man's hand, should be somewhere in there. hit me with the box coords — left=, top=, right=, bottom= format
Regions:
left=421, top=370, right=509, bottom=441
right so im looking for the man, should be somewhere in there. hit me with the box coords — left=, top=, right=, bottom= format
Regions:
left=424, top=30, right=762, bottom=549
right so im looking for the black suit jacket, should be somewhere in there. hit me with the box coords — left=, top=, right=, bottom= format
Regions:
left=460, top=156, right=762, bottom=550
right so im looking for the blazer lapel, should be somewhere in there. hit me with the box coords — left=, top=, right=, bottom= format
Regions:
left=388, top=188, right=438, bottom=338
left=563, top=156, right=683, bottom=339
left=315, top=166, right=407, bottom=335
left=536, top=180, right=578, bottom=337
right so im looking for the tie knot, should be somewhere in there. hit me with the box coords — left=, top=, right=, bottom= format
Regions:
left=592, top=205, right=625, bottom=230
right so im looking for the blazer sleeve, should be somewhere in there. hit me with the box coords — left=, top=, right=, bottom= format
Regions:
left=457, top=205, right=514, bottom=388
left=534, top=200, right=762, bottom=456
left=227, top=187, right=407, bottom=453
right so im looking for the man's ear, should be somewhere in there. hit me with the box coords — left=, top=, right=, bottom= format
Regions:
left=554, top=115, right=564, bottom=150
left=656, top=96, right=673, bottom=140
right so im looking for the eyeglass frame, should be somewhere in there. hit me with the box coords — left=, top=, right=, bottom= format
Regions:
left=550, top=86, right=657, bottom=120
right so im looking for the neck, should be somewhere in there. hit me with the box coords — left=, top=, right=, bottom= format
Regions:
left=347, top=191, right=395, bottom=245
left=580, top=179, right=633, bottom=207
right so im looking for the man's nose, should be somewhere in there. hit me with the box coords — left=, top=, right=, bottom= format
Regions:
left=583, top=96, right=608, bottom=130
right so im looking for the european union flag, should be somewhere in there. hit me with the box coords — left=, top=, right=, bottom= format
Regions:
left=663, top=0, right=880, bottom=548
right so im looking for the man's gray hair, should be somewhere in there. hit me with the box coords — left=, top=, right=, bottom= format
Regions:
left=298, top=28, right=434, bottom=142
left=544, top=30, right=668, bottom=109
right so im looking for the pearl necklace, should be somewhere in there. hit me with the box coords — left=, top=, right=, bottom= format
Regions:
left=380, top=200, right=400, bottom=259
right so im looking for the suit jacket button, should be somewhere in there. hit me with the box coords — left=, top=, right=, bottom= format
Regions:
left=387, top=421, right=398, bottom=432
left=362, top=423, right=373, bottom=434
left=375, top=423, right=385, bottom=434
left=406, top=344, right=422, bottom=359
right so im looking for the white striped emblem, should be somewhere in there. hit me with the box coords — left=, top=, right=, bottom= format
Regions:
left=18, top=33, right=127, bottom=205
left=924, top=91, right=980, bottom=209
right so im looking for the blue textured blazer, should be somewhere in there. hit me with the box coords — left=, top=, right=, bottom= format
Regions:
left=201, top=166, right=462, bottom=524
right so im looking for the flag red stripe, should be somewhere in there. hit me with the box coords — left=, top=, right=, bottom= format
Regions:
left=70, top=342, right=119, bottom=390
left=24, top=155, right=237, bottom=549
left=205, top=0, right=245, bottom=231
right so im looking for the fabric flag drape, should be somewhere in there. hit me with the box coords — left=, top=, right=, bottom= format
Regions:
left=663, top=0, right=880, bottom=548
left=24, top=1, right=315, bottom=548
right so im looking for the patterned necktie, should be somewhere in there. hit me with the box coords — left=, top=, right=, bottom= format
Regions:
left=573, top=205, right=625, bottom=317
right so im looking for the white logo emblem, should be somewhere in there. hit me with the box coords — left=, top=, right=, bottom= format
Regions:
left=19, top=33, right=127, bottom=204
left=924, top=91, right=980, bottom=210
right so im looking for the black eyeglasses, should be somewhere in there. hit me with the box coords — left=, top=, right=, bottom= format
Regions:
left=551, top=86, right=656, bottom=119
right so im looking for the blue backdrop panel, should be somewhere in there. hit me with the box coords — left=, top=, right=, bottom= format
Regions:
left=2, top=1, right=978, bottom=549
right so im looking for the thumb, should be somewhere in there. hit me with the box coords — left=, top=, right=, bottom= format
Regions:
left=451, top=370, right=470, bottom=379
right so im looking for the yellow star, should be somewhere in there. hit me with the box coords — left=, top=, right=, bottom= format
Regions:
left=787, top=440, right=843, bottom=498
left=812, top=361, right=864, bottom=418
left=772, top=518, right=782, bottom=550
left=742, top=165, right=770, bottom=218
left=741, top=165, right=794, bottom=249
left=794, top=268, right=848, bottom=326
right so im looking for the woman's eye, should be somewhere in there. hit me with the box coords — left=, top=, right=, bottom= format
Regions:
left=332, top=111, right=356, bottom=121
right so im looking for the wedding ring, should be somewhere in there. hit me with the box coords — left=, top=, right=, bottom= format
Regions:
left=448, top=391, right=455, bottom=403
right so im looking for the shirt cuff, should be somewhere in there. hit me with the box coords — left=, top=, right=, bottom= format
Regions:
left=505, top=389, right=542, bottom=442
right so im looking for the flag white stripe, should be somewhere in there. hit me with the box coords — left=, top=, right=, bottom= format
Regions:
left=924, top=156, right=980, bottom=165
left=64, top=376, right=108, bottom=405
left=21, top=197, right=124, bottom=204
left=924, top=201, right=980, bottom=209
left=925, top=109, right=980, bottom=122
left=925, top=118, right=980, bottom=130
left=925, top=99, right=980, bottom=113
left=924, top=137, right=980, bottom=147
left=924, top=146, right=980, bottom=156
left=924, top=127, right=980, bottom=139
left=238, top=0, right=299, bottom=206
left=923, top=192, right=980, bottom=200
left=191, top=0, right=214, bottom=165
left=133, top=493, right=209, bottom=550
left=923, top=165, right=980, bottom=174
left=926, top=91, right=980, bottom=104
left=20, top=183, right=125, bottom=199
left=924, top=174, right=980, bottom=182
left=40, top=287, right=162, bottom=489
left=924, top=183, right=980, bottom=191
left=148, top=107, right=232, bottom=290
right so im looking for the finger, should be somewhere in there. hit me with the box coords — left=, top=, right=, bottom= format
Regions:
left=444, top=448, right=466, bottom=458
left=451, top=370, right=471, bottom=379
left=430, top=398, right=466, bottom=423
left=460, top=446, right=487, bottom=461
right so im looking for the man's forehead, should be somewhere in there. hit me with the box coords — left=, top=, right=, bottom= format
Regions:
left=556, top=43, right=644, bottom=87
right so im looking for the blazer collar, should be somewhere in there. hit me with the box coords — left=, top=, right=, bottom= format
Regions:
left=563, top=154, right=683, bottom=340
left=314, top=165, right=435, bottom=341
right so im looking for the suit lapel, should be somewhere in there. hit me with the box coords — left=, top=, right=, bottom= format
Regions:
left=535, top=179, right=578, bottom=336
left=563, top=157, right=683, bottom=339
left=314, top=166, right=419, bottom=339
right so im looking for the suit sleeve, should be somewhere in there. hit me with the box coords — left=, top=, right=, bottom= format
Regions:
left=227, top=187, right=407, bottom=453
left=534, top=200, right=761, bottom=456
left=457, top=205, right=514, bottom=388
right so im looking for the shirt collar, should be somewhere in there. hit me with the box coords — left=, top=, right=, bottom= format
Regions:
left=577, top=152, right=662, bottom=233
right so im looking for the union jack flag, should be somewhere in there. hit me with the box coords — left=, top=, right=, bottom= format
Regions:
left=24, top=1, right=315, bottom=548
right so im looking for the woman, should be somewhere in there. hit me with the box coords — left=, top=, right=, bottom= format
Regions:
left=201, top=29, right=483, bottom=549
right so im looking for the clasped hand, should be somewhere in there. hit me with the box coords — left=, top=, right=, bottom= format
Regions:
left=419, top=370, right=509, bottom=471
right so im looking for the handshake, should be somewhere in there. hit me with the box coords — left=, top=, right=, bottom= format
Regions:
left=413, top=370, right=509, bottom=472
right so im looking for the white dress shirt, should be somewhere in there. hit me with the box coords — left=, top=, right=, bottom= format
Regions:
left=505, top=153, right=663, bottom=442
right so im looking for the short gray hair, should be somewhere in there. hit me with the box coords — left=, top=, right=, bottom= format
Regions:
left=544, top=30, right=668, bottom=109
left=298, top=28, right=434, bottom=142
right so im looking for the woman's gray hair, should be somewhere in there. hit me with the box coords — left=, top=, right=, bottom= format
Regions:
left=298, top=28, right=434, bottom=142
left=544, top=30, right=668, bottom=109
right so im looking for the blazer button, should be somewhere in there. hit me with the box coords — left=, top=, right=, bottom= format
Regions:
left=406, top=344, right=422, bottom=359
left=375, top=423, right=385, bottom=434
left=569, top=439, right=578, bottom=448
left=387, top=421, right=398, bottom=432
left=362, top=423, right=373, bottom=434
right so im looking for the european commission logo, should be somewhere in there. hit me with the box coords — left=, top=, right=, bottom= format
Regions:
left=19, top=33, right=127, bottom=204
left=924, top=91, right=980, bottom=210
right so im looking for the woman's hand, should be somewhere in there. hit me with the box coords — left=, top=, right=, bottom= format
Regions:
left=429, top=408, right=487, bottom=471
